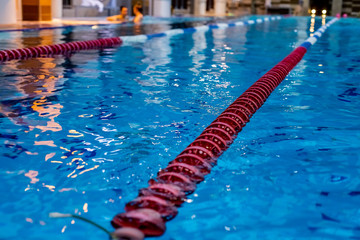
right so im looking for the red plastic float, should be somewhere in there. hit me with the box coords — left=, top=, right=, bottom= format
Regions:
left=0, top=37, right=122, bottom=62
left=111, top=46, right=309, bottom=237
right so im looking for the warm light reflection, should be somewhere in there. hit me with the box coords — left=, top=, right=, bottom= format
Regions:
left=79, top=165, right=99, bottom=175
left=25, top=151, right=38, bottom=156
left=309, top=14, right=315, bottom=33
left=66, top=163, right=99, bottom=178
left=60, top=147, right=71, bottom=152
left=83, top=203, right=88, bottom=213
left=51, top=160, right=63, bottom=164
left=321, top=11, right=327, bottom=25
left=45, top=152, right=56, bottom=161
left=133, top=23, right=142, bottom=35
left=34, top=140, right=57, bottom=147
left=43, top=184, right=55, bottom=192
left=31, top=97, right=63, bottom=132
left=58, top=188, right=76, bottom=192
left=0, top=29, right=63, bottom=130
left=311, top=9, right=316, bottom=18
left=67, top=130, right=84, bottom=138
left=68, top=157, right=85, bottom=166
left=25, top=170, right=39, bottom=184
left=78, top=114, right=93, bottom=118
left=0, top=75, right=64, bottom=132
left=61, top=19, right=110, bottom=26
left=67, top=170, right=77, bottom=178
left=0, top=34, right=81, bottom=195
left=0, top=34, right=67, bottom=197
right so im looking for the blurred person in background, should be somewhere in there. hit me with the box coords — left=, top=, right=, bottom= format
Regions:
left=107, top=6, right=129, bottom=22
left=133, top=2, right=143, bottom=23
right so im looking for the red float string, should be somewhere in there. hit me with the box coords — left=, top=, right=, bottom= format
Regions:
left=0, top=37, right=122, bottom=62
left=111, top=46, right=308, bottom=237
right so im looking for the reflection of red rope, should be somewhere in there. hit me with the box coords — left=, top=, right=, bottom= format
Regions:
left=0, top=37, right=122, bottom=62
left=111, top=46, right=308, bottom=237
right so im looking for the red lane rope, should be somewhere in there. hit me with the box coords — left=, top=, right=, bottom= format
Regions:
left=111, top=46, right=308, bottom=237
left=0, top=37, right=122, bottom=62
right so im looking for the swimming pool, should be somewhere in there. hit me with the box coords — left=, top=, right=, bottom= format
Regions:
left=0, top=16, right=359, bottom=239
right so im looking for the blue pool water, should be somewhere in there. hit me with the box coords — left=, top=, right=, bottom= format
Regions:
left=0, top=16, right=359, bottom=239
